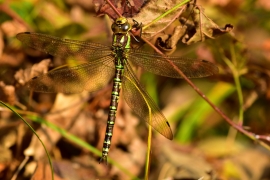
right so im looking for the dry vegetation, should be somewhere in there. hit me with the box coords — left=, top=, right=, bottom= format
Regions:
left=0, top=0, right=270, bottom=179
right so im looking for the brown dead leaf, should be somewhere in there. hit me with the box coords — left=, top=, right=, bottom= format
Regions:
left=153, top=141, right=218, bottom=180
left=110, top=146, right=145, bottom=179
left=217, top=147, right=270, bottom=180
left=198, top=137, right=246, bottom=157
left=94, top=0, right=146, bottom=19
left=0, top=81, right=16, bottom=105
left=14, top=59, right=51, bottom=86
left=1, top=20, right=27, bottom=37
left=0, top=146, right=12, bottom=163
left=0, top=146, right=12, bottom=177
left=231, top=149, right=270, bottom=180
left=154, top=25, right=187, bottom=55
left=31, top=161, right=64, bottom=180
left=66, top=155, right=108, bottom=178
left=0, top=129, right=16, bottom=149
left=108, top=103, right=146, bottom=179
left=24, top=92, right=89, bottom=160
left=0, top=50, right=25, bottom=67
left=180, top=12, right=234, bottom=45
left=48, top=159, right=95, bottom=180
left=132, top=0, right=188, bottom=39
left=131, top=0, right=233, bottom=54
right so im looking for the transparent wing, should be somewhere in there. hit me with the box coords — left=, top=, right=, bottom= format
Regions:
left=16, top=32, right=112, bottom=62
left=128, top=49, right=218, bottom=78
left=122, top=62, right=173, bottom=140
left=27, top=56, right=115, bottom=93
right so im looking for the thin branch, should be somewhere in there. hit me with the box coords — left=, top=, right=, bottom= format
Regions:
left=105, top=0, right=122, bottom=18
left=140, top=36, right=270, bottom=150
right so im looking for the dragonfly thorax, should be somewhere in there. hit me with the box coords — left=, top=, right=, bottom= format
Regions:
left=111, top=46, right=127, bottom=60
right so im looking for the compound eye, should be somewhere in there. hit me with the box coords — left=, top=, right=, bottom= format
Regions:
left=122, top=23, right=130, bottom=31
left=111, top=24, right=116, bottom=32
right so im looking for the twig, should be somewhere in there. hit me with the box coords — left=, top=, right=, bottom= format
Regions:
left=140, top=36, right=270, bottom=150
left=11, top=156, right=30, bottom=180
left=105, top=0, right=122, bottom=18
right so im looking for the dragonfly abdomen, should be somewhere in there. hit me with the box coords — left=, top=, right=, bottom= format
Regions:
left=100, top=65, right=124, bottom=163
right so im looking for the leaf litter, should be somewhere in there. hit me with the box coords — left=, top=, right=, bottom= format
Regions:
left=0, top=0, right=269, bottom=179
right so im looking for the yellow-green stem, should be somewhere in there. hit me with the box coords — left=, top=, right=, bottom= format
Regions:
left=143, top=0, right=191, bottom=30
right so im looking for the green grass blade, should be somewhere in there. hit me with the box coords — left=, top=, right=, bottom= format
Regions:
left=175, top=82, right=235, bottom=143
left=0, top=101, right=54, bottom=180
left=143, top=0, right=191, bottom=30
left=26, top=114, right=140, bottom=180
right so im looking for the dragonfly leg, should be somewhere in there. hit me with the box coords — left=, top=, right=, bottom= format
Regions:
left=132, top=19, right=142, bottom=30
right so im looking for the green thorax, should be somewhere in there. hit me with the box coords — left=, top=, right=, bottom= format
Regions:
left=111, top=17, right=132, bottom=68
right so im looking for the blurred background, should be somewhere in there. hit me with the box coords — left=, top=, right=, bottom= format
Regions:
left=0, top=0, right=270, bottom=179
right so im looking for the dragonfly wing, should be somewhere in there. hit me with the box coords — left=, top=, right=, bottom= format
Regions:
left=122, top=62, right=173, bottom=140
left=16, top=32, right=112, bottom=62
left=27, top=56, right=115, bottom=93
left=128, top=49, right=218, bottom=78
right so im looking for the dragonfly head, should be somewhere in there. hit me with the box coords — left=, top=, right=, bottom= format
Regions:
left=111, top=17, right=131, bottom=34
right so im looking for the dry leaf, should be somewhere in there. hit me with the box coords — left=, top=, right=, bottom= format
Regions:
left=132, top=0, right=188, bottom=38
left=14, top=59, right=51, bottom=85
left=131, top=0, right=233, bottom=54
left=94, top=0, right=146, bottom=19
left=24, top=92, right=89, bottom=160
left=153, top=142, right=218, bottom=180
left=0, top=81, right=16, bottom=105
left=154, top=25, right=188, bottom=55
left=180, top=13, right=234, bottom=45
left=31, top=161, right=64, bottom=180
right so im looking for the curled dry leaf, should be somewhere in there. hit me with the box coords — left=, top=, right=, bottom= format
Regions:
left=14, top=59, right=51, bottom=85
left=182, top=5, right=233, bottom=43
left=131, top=0, right=233, bottom=54
left=154, top=25, right=188, bottom=55
left=158, top=5, right=233, bottom=54
left=132, top=0, right=187, bottom=38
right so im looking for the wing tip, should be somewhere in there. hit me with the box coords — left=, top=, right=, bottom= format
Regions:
left=16, top=32, right=32, bottom=40
left=167, top=130, right=174, bottom=140
left=159, top=121, right=174, bottom=140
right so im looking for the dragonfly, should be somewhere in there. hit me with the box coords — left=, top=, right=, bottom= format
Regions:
left=17, top=17, right=218, bottom=163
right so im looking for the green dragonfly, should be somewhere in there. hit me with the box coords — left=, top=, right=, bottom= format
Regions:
left=17, top=17, right=218, bottom=163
